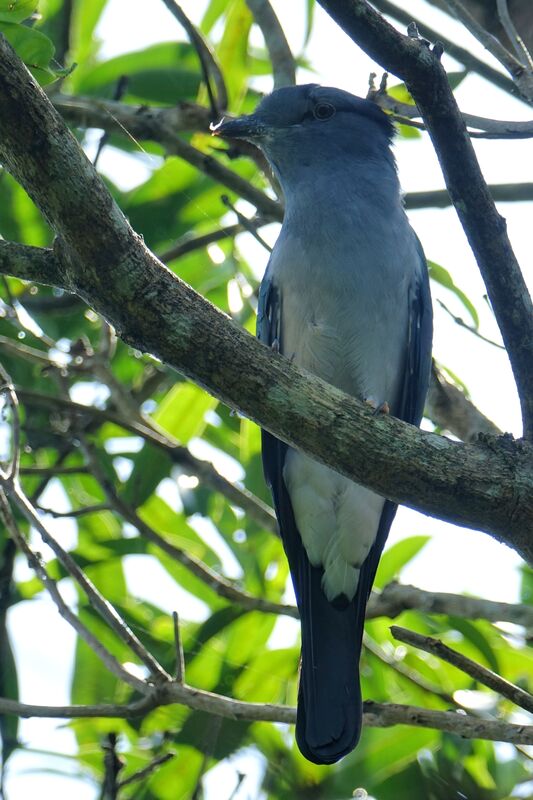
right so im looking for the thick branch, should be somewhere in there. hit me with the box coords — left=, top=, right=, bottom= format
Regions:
left=316, top=1, right=533, bottom=438
left=0, top=36, right=532, bottom=555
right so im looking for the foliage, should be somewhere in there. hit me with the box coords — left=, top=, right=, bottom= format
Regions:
left=0, top=1, right=532, bottom=798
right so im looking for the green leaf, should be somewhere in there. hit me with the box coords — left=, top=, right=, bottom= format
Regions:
left=395, top=123, right=421, bottom=139
left=374, top=536, right=429, bottom=589
left=217, top=0, right=253, bottom=106
left=153, top=381, right=218, bottom=443
left=68, top=0, right=107, bottom=66
left=520, top=564, right=533, bottom=605
left=428, top=260, right=480, bottom=328
left=387, top=82, right=416, bottom=106
left=201, top=0, right=227, bottom=34
left=447, top=70, right=468, bottom=91
left=0, top=21, right=57, bottom=84
left=121, top=381, right=217, bottom=506
left=0, top=0, right=37, bottom=23
left=304, top=0, right=315, bottom=45
left=71, top=42, right=201, bottom=104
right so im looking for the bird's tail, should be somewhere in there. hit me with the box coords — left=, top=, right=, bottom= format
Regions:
left=295, top=558, right=364, bottom=764
left=262, top=431, right=395, bottom=764
left=293, top=502, right=397, bottom=765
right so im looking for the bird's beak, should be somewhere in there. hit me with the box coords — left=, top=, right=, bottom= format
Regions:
left=210, top=114, right=266, bottom=140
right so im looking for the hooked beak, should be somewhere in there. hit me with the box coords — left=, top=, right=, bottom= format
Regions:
left=210, top=114, right=266, bottom=140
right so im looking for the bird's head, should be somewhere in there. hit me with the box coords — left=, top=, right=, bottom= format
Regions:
left=212, top=84, right=395, bottom=190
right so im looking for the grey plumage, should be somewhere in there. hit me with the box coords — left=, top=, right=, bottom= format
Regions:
left=214, top=84, right=432, bottom=764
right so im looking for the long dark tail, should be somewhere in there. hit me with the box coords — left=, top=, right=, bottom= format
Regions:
left=295, top=501, right=396, bottom=764
left=296, top=558, right=365, bottom=763
left=261, top=431, right=396, bottom=764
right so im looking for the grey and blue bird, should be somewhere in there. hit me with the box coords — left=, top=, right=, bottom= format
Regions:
left=214, top=84, right=432, bottom=764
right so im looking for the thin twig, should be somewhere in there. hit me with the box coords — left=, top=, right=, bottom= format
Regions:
left=437, top=299, right=505, bottom=350
left=117, top=752, right=175, bottom=789
left=82, top=440, right=292, bottom=618
left=404, top=183, right=533, bottom=210
left=363, top=633, right=458, bottom=706
left=36, top=502, right=110, bottom=518
left=169, top=137, right=282, bottom=220
left=101, top=732, right=123, bottom=800
left=426, top=366, right=502, bottom=442
left=443, top=0, right=530, bottom=88
left=10, top=483, right=172, bottom=683
left=159, top=223, right=246, bottom=262
left=1, top=685, right=533, bottom=744
left=0, top=489, right=148, bottom=693
left=373, top=91, right=533, bottom=138
left=367, top=582, right=533, bottom=626
left=172, top=611, right=185, bottom=684
left=496, top=0, right=533, bottom=68
left=245, top=0, right=296, bottom=88
left=20, top=465, right=89, bottom=476
left=221, top=195, right=273, bottom=252
left=391, top=625, right=533, bottom=714
left=16, top=388, right=277, bottom=533
left=0, top=363, right=20, bottom=481
left=159, top=0, right=227, bottom=115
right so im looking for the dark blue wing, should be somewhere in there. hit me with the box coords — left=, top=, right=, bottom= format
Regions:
left=396, top=237, right=433, bottom=426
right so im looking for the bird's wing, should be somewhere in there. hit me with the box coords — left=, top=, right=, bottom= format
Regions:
left=396, top=237, right=433, bottom=427
left=256, top=245, right=432, bottom=765
left=257, top=267, right=362, bottom=762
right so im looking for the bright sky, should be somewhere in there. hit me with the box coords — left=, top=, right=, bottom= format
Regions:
left=5, top=1, right=533, bottom=798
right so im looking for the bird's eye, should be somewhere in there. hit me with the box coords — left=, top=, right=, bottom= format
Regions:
left=313, top=102, right=335, bottom=120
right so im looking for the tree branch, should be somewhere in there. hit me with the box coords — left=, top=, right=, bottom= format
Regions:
left=443, top=0, right=533, bottom=97
left=0, top=35, right=532, bottom=557
left=245, top=0, right=296, bottom=88
left=373, top=90, right=533, bottom=137
left=392, top=625, right=533, bottom=714
left=53, top=93, right=282, bottom=220
left=404, top=183, right=533, bottom=209
left=0, top=241, right=61, bottom=286
left=1, top=687, right=532, bottom=744
left=426, top=366, right=502, bottom=441
left=369, top=0, right=520, bottom=99
left=367, top=582, right=533, bottom=627
left=316, top=1, right=533, bottom=438
left=0, top=490, right=148, bottom=693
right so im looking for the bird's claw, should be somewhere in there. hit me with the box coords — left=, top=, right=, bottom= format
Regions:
left=364, top=397, right=390, bottom=416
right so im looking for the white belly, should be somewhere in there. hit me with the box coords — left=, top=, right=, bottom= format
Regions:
left=273, top=239, right=410, bottom=601
left=284, top=451, right=384, bottom=601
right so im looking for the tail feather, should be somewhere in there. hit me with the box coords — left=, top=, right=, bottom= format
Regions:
left=263, top=431, right=396, bottom=764
left=296, top=559, right=365, bottom=764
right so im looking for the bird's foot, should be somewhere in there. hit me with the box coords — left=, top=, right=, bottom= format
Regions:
left=364, top=397, right=390, bottom=416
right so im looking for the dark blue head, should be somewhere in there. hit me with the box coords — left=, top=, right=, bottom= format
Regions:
left=213, top=84, right=395, bottom=188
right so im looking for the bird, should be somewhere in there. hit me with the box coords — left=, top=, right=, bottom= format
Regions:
left=212, top=84, right=433, bottom=765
